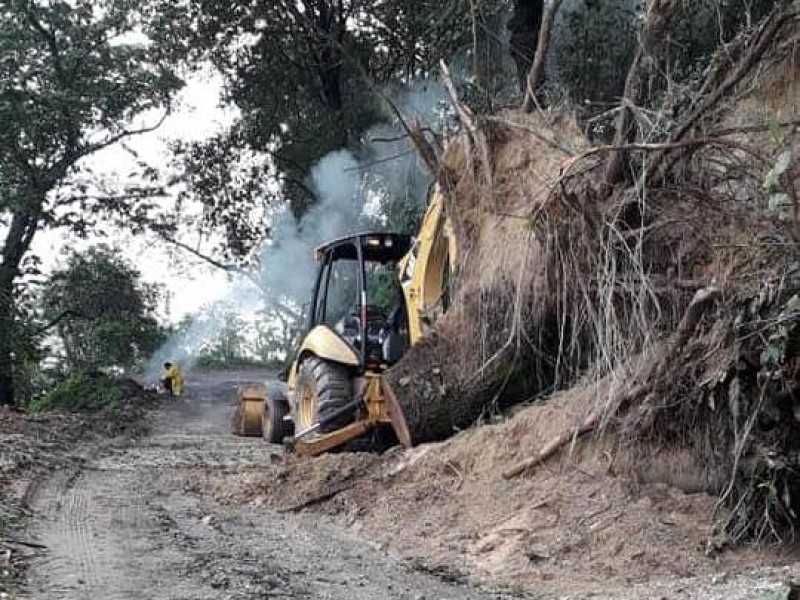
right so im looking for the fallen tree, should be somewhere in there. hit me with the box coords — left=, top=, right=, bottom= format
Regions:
left=386, top=0, right=799, bottom=542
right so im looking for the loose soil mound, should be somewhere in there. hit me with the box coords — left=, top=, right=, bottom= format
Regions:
left=0, top=379, right=157, bottom=481
left=199, top=389, right=797, bottom=596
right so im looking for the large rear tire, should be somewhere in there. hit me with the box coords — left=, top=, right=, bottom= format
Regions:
left=262, top=391, right=293, bottom=443
left=295, top=357, right=355, bottom=434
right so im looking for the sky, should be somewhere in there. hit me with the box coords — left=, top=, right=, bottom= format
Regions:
left=33, top=69, right=242, bottom=322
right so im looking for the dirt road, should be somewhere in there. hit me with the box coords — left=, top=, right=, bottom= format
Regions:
left=20, top=371, right=518, bottom=600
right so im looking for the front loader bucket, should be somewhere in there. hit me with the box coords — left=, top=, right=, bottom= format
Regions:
left=231, top=382, right=266, bottom=436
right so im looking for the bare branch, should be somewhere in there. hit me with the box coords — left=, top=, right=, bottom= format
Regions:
left=647, top=3, right=798, bottom=182
left=155, top=230, right=301, bottom=322
left=81, top=109, right=171, bottom=158
left=33, top=309, right=83, bottom=336
left=440, top=59, right=493, bottom=194
left=484, top=116, right=577, bottom=157
left=521, top=0, right=565, bottom=113
left=342, top=149, right=416, bottom=172
left=155, top=231, right=239, bottom=274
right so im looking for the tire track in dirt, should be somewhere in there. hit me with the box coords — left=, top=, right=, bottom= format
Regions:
left=24, top=463, right=163, bottom=599
left=59, top=484, right=94, bottom=591
left=19, top=370, right=522, bottom=600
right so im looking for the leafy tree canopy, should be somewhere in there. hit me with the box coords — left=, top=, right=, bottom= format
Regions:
left=40, top=246, right=166, bottom=371
left=152, top=0, right=501, bottom=261
left=0, top=0, right=182, bottom=404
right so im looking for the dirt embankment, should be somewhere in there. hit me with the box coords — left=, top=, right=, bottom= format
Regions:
left=200, top=386, right=800, bottom=599
left=384, top=2, right=799, bottom=551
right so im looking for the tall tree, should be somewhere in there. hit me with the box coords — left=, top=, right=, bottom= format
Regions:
left=0, top=0, right=182, bottom=404
left=153, top=0, right=495, bottom=228
left=41, top=247, right=165, bottom=371
left=162, top=0, right=386, bottom=218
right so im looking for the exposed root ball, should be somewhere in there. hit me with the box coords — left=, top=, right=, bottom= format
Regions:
left=387, top=10, right=799, bottom=542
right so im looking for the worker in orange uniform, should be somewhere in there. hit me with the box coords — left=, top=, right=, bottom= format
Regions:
left=161, top=362, right=185, bottom=396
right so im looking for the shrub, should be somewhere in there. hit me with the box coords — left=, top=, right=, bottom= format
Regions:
left=31, top=370, right=122, bottom=413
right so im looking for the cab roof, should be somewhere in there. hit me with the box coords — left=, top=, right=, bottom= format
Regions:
left=314, top=232, right=412, bottom=263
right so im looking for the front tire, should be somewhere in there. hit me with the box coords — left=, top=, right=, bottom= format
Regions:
left=295, top=357, right=355, bottom=434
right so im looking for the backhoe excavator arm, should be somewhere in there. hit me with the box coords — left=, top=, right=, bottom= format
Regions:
left=397, top=186, right=458, bottom=345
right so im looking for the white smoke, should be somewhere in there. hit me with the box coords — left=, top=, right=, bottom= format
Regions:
left=145, top=81, right=449, bottom=381
left=255, top=150, right=364, bottom=305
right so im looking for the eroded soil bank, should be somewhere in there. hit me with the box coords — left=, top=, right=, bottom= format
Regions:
left=190, top=377, right=800, bottom=600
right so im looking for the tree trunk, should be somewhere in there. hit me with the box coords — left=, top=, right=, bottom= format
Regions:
left=602, top=45, right=645, bottom=188
left=0, top=195, right=45, bottom=406
left=508, top=0, right=544, bottom=93
left=385, top=329, right=508, bottom=444
left=521, top=0, right=564, bottom=112
left=382, top=279, right=542, bottom=444
left=602, top=0, right=681, bottom=189
left=0, top=269, right=15, bottom=406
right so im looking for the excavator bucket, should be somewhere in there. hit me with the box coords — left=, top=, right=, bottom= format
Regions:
left=231, top=382, right=266, bottom=436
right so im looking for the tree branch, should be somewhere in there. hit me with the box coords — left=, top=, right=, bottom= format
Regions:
left=440, top=59, right=493, bottom=194
left=34, top=309, right=82, bottom=336
left=80, top=109, right=171, bottom=158
left=647, top=4, right=798, bottom=182
left=22, top=4, right=66, bottom=83
left=484, top=116, right=577, bottom=157
left=23, top=4, right=82, bottom=174
left=157, top=230, right=305, bottom=327
left=521, top=0, right=565, bottom=113
left=156, top=231, right=239, bottom=273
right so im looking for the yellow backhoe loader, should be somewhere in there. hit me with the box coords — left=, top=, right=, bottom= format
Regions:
left=232, top=187, right=456, bottom=455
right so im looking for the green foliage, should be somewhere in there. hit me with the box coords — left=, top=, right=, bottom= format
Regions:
left=252, top=307, right=297, bottom=363
left=366, top=264, right=404, bottom=315
left=170, top=129, right=278, bottom=264
left=0, top=0, right=182, bottom=215
left=9, top=275, right=47, bottom=405
left=0, top=0, right=181, bottom=405
left=199, top=310, right=247, bottom=365
left=159, top=304, right=293, bottom=370
left=158, top=0, right=387, bottom=220
left=759, top=295, right=799, bottom=371
left=30, top=369, right=122, bottom=413
left=658, top=0, right=777, bottom=81
left=10, top=332, right=44, bottom=406
left=194, top=354, right=281, bottom=371
left=151, top=0, right=508, bottom=264
left=553, top=0, right=778, bottom=122
left=41, top=246, right=166, bottom=372
left=764, top=150, right=795, bottom=222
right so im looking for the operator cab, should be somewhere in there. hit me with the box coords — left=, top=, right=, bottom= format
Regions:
left=309, top=232, right=412, bottom=371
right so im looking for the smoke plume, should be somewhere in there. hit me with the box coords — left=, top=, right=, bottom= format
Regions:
left=145, top=80, right=448, bottom=381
